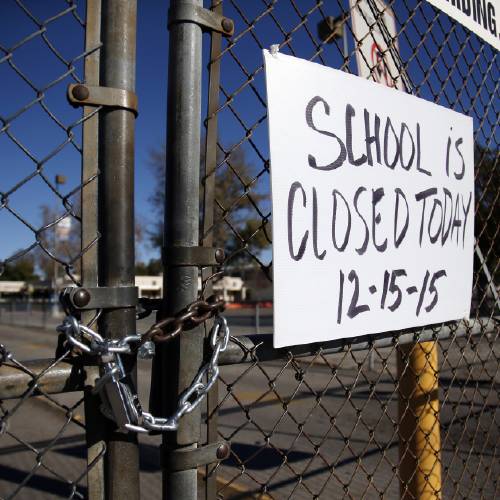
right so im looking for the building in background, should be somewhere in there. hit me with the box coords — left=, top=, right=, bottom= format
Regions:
left=211, top=276, right=247, bottom=303
left=0, top=274, right=249, bottom=303
left=135, top=275, right=247, bottom=302
left=135, top=275, right=163, bottom=298
left=0, top=281, right=30, bottom=299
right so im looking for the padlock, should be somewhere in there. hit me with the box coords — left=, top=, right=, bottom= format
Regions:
left=93, top=353, right=142, bottom=430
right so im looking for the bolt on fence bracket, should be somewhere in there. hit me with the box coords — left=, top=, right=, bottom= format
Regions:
left=162, top=441, right=231, bottom=472
left=67, top=84, right=139, bottom=116
left=61, top=286, right=138, bottom=310
left=164, top=246, right=225, bottom=266
left=168, top=4, right=234, bottom=36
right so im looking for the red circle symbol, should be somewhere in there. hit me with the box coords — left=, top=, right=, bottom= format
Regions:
left=370, top=42, right=394, bottom=87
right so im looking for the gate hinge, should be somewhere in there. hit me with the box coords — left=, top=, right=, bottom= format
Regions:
left=163, top=246, right=225, bottom=267
left=168, top=4, right=234, bottom=36
left=67, top=84, right=139, bottom=116
left=162, top=441, right=230, bottom=472
left=61, top=286, right=138, bottom=311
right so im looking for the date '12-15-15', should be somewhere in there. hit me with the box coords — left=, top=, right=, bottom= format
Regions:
left=337, top=269, right=447, bottom=323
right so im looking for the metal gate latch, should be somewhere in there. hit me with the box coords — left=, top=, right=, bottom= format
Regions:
left=57, top=310, right=230, bottom=434
left=162, top=441, right=231, bottom=472
left=164, top=246, right=225, bottom=267
left=67, top=84, right=139, bottom=116
left=60, top=286, right=138, bottom=311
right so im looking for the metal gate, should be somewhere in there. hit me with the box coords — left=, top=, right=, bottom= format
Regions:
left=0, top=0, right=498, bottom=499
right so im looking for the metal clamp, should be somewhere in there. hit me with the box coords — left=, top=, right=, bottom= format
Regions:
left=61, top=286, right=138, bottom=311
left=168, top=3, right=234, bottom=36
left=164, top=246, right=225, bottom=267
left=67, top=84, right=139, bottom=116
left=162, top=441, right=230, bottom=472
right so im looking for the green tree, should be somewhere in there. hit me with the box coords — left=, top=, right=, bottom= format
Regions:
left=0, top=253, right=38, bottom=281
left=148, top=142, right=270, bottom=262
left=135, top=258, right=162, bottom=275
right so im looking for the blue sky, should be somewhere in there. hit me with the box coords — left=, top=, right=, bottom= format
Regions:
left=0, top=0, right=497, bottom=269
left=0, top=1, right=169, bottom=264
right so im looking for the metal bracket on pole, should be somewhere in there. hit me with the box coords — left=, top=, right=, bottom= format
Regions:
left=163, top=246, right=225, bottom=267
left=162, top=441, right=230, bottom=472
left=168, top=4, right=234, bottom=36
left=67, top=84, right=139, bottom=116
left=61, top=286, right=138, bottom=311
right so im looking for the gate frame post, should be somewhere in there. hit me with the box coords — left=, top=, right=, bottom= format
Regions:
left=97, top=1, right=140, bottom=498
left=153, top=0, right=204, bottom=499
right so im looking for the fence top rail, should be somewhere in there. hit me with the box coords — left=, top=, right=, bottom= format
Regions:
left=218, top=316, right=498, bottom=365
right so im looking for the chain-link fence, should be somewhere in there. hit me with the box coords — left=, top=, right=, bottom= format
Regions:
left=0, top=1, right=102, bottom=498
left=201, top=0, right=499, bottom=498
left=0, top=0, right=498, bottom=499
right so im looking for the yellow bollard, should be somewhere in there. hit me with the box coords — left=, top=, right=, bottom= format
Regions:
left=398, top=341, right=442, bottom=499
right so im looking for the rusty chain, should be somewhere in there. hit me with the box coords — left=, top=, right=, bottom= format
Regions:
left=141, top=295, right=226, bottom=344
left=57, top=304, right=229, bottom=434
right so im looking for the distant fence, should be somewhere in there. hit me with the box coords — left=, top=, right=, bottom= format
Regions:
left=0, top=299, right=62, bottom=329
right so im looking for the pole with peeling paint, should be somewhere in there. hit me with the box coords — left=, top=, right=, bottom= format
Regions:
left=398, top=341, right=442, bottom=499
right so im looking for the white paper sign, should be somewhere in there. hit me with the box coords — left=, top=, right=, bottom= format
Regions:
left=427, top=0, right=500, bottom=51
left=350, top=0, right=405, bottom=90
left=264, top=51, right=474, bottom=348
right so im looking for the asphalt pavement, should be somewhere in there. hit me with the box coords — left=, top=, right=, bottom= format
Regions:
left=0, top=311, right=498, bottom=499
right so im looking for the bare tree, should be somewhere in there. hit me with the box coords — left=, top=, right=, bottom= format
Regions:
left=35, top=204, right=82, bottom=281
left=148, top=141, right=270, bottom=262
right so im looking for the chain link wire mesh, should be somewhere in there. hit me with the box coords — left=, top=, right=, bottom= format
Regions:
left=201, top=0, right=499, bottom=498
left=0, top=0, right=497, bottom=498
left=0, top=1, right=101, bottom=497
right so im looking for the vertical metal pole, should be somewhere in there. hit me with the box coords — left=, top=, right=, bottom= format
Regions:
left=202, top=3, right=223, bottom=497
left=368, top=348, right=375, bottom=372
left=398, top=342, right=442, bottom=499
left=52, top=178, right=61, bottom=318
left=82, top=1, right=105, bottom=499
left=154, top=0, right=203, bottom=498
left=98, top=1, right=139, bottom=499
left=342, top=20, right=348, bottom=69
left=475, top=242, right=500, bottom=309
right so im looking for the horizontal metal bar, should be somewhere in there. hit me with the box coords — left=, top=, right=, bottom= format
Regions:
left=0, top=360, right=99, bottom=400
left=0, top=318, right=495, bottom=400
left=217, top=317, right=498, bottom=365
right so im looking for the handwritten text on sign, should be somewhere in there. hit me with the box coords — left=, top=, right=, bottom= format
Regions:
left=264, top=52, right=474, bottom=348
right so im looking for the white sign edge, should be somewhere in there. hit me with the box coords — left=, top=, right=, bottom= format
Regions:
left=263, top=49, right=475, bottom=349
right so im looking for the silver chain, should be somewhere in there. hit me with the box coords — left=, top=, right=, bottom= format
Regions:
left=56, top=314, right=230, bottom=434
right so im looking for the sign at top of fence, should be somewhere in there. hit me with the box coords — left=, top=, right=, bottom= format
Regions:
left=264, top=51, right=474, bottom=348
left=426, top=0, right=500, bottom=51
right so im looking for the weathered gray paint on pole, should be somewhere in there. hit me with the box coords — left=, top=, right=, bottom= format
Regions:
left=98, top=1, right=139, bottom=498
left=81, top=1, right=106, bottom=498
left=151, top=0, right=204, bottom=498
